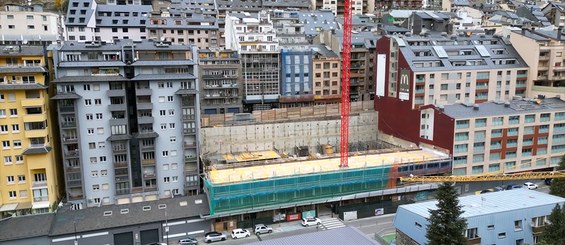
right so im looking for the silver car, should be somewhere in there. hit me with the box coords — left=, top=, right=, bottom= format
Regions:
left=204, top=231, right=226, bottom=243
left=254, top=224, right=273, bottom=234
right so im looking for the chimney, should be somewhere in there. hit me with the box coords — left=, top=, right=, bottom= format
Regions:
left=473, top=104, right=479, bottom=110
left=521, top=28, right=526, bottom=35
left=504, top=102, right=510, bottom=107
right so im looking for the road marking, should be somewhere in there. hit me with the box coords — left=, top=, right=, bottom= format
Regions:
left=321, top=218, right=346, bottom=230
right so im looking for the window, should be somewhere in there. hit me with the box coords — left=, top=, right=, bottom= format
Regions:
left=2, top=141, right=10, bottom=148
left=18, top=175, right=26, bottom=182
left=514, top=220, right=522, bottom=231
left=160, top=110, right=166, bottom=116
left=87, top=128, right=94, bottom=135
left=13, top=140, right=21, bottom=148
left=167, top=96, right=174, bottom=102
left=98, top=142, right=105, bottom=148
left=4, top=156, right=12, bottom=164
left=172, top=176, right=178, bottom=182
left=99, top=156, right=107, bottom=162
left=15, top=155, right=23, bottom=163
left=498, top=232, right=506, bottom=239
left=9, top=109, right=17, bottom=116
left=93, top=184, right=100, bottom=191
left=162, top=151, right=169, bottom=157
left=164, top=177, right=170, bottom=183
left=169, top=123, right=175, bottom=129
left=84, top=84, right=91, bottom=90
left=85, top=99, right=92, bottom=106
left=95, top=99, right=102, bottom=105
left=9, top=191, right=16, bottom=198
left=7, top=176, right=15, bottom=184
left=86, top=114, right=93, bottom=120
left=101, top=170, right=108, bottom=176
left=0, top=125, right=7, bottom=133
left=96, top=113, right=103, bottom=120
left=160, top=123, right=167, bottom=130
left=487, top=225, right=494, bottom=230
left=465, top=228, right=478, bottom=239
left=168, top=109, right=174, bottom=116
left=12, top=124, right=19, bottom=132
left=170, top=136, right=176, bottom=142
left=91, top=171, right=98, bottom=177
left=89, top=142, right=96, bottom=149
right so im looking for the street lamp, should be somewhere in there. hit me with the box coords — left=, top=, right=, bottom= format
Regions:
left=164, top=209, right=169, bottom=245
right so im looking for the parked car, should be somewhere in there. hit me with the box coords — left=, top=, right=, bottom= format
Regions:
left=474, top=188, right=494, bottom=195
left=204, top=232, right=226, bottom=243
left=230, top=228, right=250, bottom=239
left=301, top=217, right=321, bottom=227
left=254, top=224, right=273, bottom=234
left=179, top=237, right=198, bottom=245
left=505, top=184, right=522, bottom=190
left=545, top=178, right=553, bottom=185
left=524, top=182, right=538, bottom=190
left=493, top=186, right=505, bottom=192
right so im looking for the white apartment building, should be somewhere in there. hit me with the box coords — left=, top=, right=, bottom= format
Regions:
left=65, top=0, right=151, bottom=42
left=0, top=4, right=65, bottom=44
left=225, top=11, right=281, bottom=110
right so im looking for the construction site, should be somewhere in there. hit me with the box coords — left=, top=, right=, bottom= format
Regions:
left=198, top=103, right=452, bottom=230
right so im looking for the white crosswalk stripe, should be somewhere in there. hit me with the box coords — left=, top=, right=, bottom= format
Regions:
left=321, top=218, right=346, bottom=230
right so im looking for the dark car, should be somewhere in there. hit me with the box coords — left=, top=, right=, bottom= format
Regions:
left=179, top=237, right=198, bottom=245
left=545, top=178, right=553, bottom=185
left=506, top=184, right=522, bottom=190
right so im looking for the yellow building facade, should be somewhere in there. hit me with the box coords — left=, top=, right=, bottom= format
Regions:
left=0, top=46, right=61, bottom=217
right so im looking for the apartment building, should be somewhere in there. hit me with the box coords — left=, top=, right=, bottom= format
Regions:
left=509, top=29, right=565, bottom=99
left=418, top=98, right=565, bottom=176
left=147, top=0, right=220, bottom=49
left=542, top=2, right=565, bottom=28
left=225, top=12, right=280, bottom=111
left=271, top=9, right=338, bottom=46
left=312, top=44, right=341, bottom=103
left=51, top=40, right=200, bottom=209
left=65, top=0, right=151, bottom=42
left=279, top=48, right=314, bottom=107
left=315, top=30, right=377, bottom=101
left=396, top=190, right=565, bottom=245
left=0, top=4, right=65, bottom=45
left=198, top=49, right=243, bottom=114
left=0, top=46, right=62, bottom=217
left=313, top=0, right=375, bottom=15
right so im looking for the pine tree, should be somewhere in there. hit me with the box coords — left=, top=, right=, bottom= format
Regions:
left=426, top=182, right=467, bottom=245
left=542, top=204, right=565, bottom=244
left=550, top=155, right=565, bottom=198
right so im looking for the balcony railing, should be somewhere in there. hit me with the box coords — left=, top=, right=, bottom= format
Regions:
left=33, top=196, right=49, bottom=202
left=32, top=181, right=48, bottom=188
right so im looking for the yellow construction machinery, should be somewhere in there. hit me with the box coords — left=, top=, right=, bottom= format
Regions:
left=400, top=171, right=565, bottom=183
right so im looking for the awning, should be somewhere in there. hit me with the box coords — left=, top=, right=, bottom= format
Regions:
left=0, top=203, right=18, bottom=212
left=16, top=202, right=32, bottom=210
left=32, top=202, right=50, bottom=209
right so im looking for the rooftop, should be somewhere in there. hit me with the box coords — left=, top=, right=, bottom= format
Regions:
left=0, top=45, right=45, bottom=57
left=246, top=227, right=378, bottom=245
left=398, top=189, right=565, bottom=219
left=442, top=97, right=565, bottom=119
left=0, top=213, right=55, bottom=241
left=208, top=149, right=449, bottom=184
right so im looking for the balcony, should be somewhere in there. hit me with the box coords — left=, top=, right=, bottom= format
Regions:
left=64, top=150, right=80, bottom=158
left=183, top=128, right=197, bottom=134
left=106, top=89, right=126, bottom=97
left=185, top=156, right=197, bottom=162
left=183, top=114, right=196, bottom=121
left=61, top=121, right=76, bottom=128
left=136, top=88, right=152, bottom=96
left=114, top=161, right=128, bottom=168
left=143, top=172, right=156, bottom=179
left=532, top=225, right=545, bottom=234
left=137, top=102, right=153, bottom=110
left=184, top=142, right=197, bottom=149
left=67, top=179, right=82, bottom=187
left=467, top=236, right=481, bottom=245
left=62, top=136, right=78, bottom=143
left=108, top=103, right=127, bottom=112
left=137, top=116, right=154, bottom=124
left=59, top=105, right=75, bottom=113
left=21, top=98, right=44, bottom=107
left=32, top=181, right=48, bottom=188
left=25, top=128, right=48, bottom=138
left=142, top=159, right=156, bottom=166
left=33, top=196, right=49, bottom=202
left=23, top=112, right=47, bottom=123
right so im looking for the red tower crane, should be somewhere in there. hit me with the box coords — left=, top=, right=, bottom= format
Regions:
left=339, top=0, right=353, bottom=168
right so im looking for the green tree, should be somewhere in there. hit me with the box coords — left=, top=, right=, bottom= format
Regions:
left=426, top=182, right=467, bottom=245
left=542, top=204, right=565, bottom=244
left=550, top=155, right=565, bottom=198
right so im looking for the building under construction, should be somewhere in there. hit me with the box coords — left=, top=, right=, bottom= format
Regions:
left=198, top=104, right=451, bottom=230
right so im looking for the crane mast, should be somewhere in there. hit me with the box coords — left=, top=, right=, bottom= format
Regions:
left=339, top=0, right=352, bottom=168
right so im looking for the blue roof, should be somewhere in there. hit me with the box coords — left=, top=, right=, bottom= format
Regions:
left=398, top=189, right=565, bottom=219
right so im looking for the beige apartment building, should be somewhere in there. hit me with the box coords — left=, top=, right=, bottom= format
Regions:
left=442, top=98, right=565, bottom=176
left=312, top=45, right=341, bottom=103
left=510, top=29, right=565, bottom=99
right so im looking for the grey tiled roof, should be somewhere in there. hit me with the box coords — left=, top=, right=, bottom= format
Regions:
left=0, top=213, right=56, bottom=241
left=0, top=46, right=45, bottom=56
left=59, top=40, right=195, bottom=52
left=0, top=84, right=46, bottom=90
left=442, top=97, right=565, bottom=119
left=96, top=4, right=152, bottom=27
left=133, top=60, right=196, bottom=66
left=49, top=194, right=210, bottom=236
left=311, top=44, right=339, bottom=58
left=57, top=61, right=125, bottom=67
left=397, top=34, right=528, bottom=72
left=51, top=93, right=82, bottom=100
left=22, top=146, right=52, bottom=155
left=245, top=227, right=378, bottom=245
left=131, top=73, right=196, bottom=81
left=52, top=75, right=128, bottom=83
left=65, top=0, right=96, bottom=26
left=0, top=67, right=46, bottom=73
